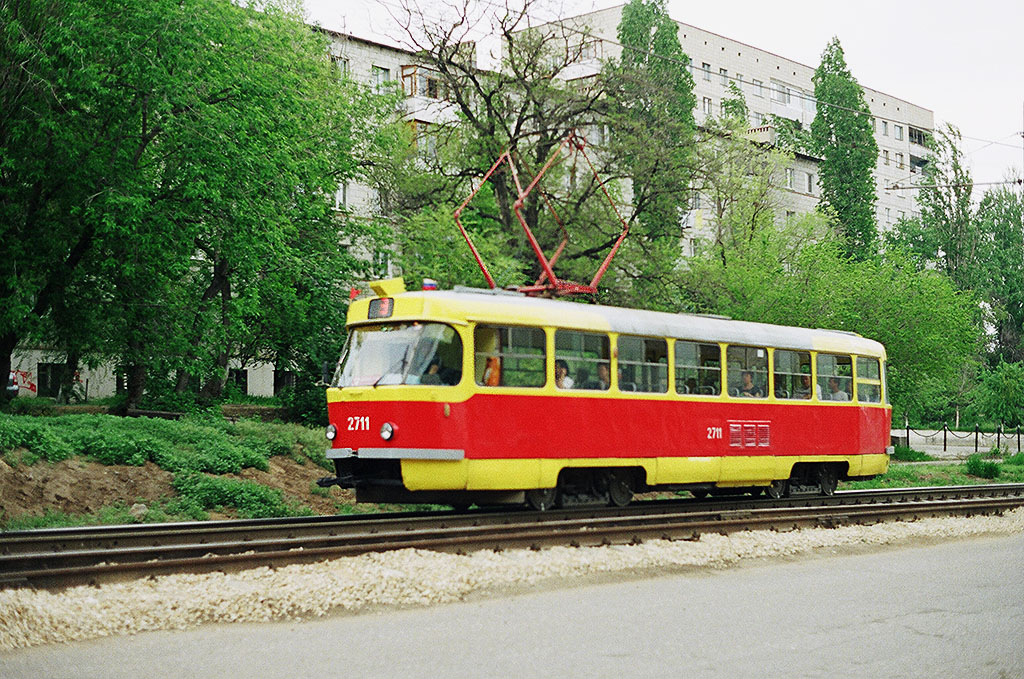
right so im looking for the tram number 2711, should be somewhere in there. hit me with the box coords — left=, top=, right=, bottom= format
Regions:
left=706, top=426, right=723, bottom=440
left=348, top=416, right=370, bottom=431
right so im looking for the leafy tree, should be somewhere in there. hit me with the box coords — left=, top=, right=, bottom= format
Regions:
left=975, top=180, right=1024, bottom=363
left=693, top=86, right=794, bottom=268
left=681, top=223, right=981, bottom=419
left=885, top=124, right=985, bottom=291
left=0, top=0, right=389, bottom=408
left=811, top=37, right=878, bottom=259
left=971, top=361, right=1024, bottom=427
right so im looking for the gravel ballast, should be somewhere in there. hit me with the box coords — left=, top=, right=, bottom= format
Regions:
left=2, top=508, right=1023, bottom=651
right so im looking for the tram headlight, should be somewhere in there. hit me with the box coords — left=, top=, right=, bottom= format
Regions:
left=325, top=424, right=337, bottom=441
left=380, top=422, right=396, bottom=441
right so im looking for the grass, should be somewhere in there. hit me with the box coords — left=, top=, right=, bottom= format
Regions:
left=890, top=445, right=935, bottom=462
left=0, top=413, right=330, bottom=473
left=843, top=456, right=1024, bottom=490
left=2, top=498, right=210, bottom=531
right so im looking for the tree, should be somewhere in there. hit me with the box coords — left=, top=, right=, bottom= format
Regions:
left=596, top=0, right=697, bottom=307
left=693, top=84, right=795, bottom=269
left=811, top=37, right=878, bottom=259
left=390, top=0, right=700, bottom=302
left=886, top=124, right=985, bottom=291
left=0, top=0, right=390, bottom=407
left=681, top=222, right=982, bottom=420
left=976, top=179, right=1024, bottom=363
left=971, top=361, right=1024, bottom=427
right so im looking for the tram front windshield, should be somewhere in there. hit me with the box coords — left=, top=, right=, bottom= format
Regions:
left=333, top=322, right=463, bottom=387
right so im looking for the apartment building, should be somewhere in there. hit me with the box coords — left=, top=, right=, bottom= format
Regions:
left=562, top=5, right=933, bottom=239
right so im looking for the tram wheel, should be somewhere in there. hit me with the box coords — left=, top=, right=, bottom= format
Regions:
left=766, top=479, right=789, bottom=499
left=525, top=487, right=559, bottom=511
left=817, top=465, right=838, bottom=496
left=691, top=489, right=709, bottom=500
left=606, top=471, right=634, bottom=507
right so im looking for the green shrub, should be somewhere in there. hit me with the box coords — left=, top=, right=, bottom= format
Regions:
left=890, top=445, right=934, bottom=462
left=0, top=412, right=325, bottom=473
left=173, top=472, right=311, bottom=518
left=6, top=397, right=56, bottom=417
left=965, top=454, right=1000, bottom=479
left=1004, top=452, right=1024, bottom=466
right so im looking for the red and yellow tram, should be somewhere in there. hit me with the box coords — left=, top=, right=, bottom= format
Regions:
left=322, top=278, right=891, bottom=509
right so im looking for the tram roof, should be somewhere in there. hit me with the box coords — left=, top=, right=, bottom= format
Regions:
left=372, top=288, right=886, bottom=358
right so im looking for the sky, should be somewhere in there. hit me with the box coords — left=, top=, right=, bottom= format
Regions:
left=303, top=0, right=1024, bottom=190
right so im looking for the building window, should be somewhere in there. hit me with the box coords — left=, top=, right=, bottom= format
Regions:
left=806, top=172, right=814, bottom=194
left=770, top=81, right=790, bottom=104
left=371, top=65, right=390, bottom=92
left=896, top=152, right=904, bottom=169
left=886, top=207, right=892, bottom=222
left=36, top=363, right=64, bottom=398
left=702, top=62, right=711, bottom=80
left=909, top=126, right=927, bottom=146
left=752, top=79, right=763, bottom=97
left=785, top=167, right=795, bottom=189
left=881, top=120, right=888, bottom=136
left=735, top=73, right=743, bottom=87
left=273, top=370, right=296, bottom=395
left=702, top=97, right=713, bottom=114
left=330, top=55, right=349, bottom=79
left=227, top=368, right=248, bottom=395
left=883, top=150, right=889, bottom=165
left=894, top=125, right=903, bottom=141
left=719, top=67, right=728, bottom=85
left=581, top=40, right=601, bottom=61
left=334, top=182, right=348, bottom=210
left=871, top=118, right=876, bottom=132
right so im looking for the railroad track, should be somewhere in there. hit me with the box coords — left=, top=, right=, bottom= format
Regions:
left=3, top=484, right=1023, bottom=589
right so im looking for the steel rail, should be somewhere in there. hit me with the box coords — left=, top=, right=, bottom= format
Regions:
left=2, top=484, right=1023, bottom=589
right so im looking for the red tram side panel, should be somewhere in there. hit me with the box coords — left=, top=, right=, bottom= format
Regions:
left=328, top=395, right=890, bottom=460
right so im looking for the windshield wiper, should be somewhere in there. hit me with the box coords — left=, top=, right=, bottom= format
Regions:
left=373, top=347, right=413, bottom=387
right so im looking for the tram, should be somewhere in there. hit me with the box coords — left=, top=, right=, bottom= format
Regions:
left=319, top=278, right=892, bottom=509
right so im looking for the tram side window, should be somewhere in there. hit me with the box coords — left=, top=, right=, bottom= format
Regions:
left=555, top=330, right=611, bottom=390
left=617, top=336, right=668, bottom=393
left=774, top=349, right=813, bottom=399
left=726, top=346, right=768, bottom=398
left=856, top=356, right=882, bottom=403
left=817, top=353, right=853, bottom=401
left=473, top=325, right=546, bottom=387
left=674, top=341, right=721, bottom=395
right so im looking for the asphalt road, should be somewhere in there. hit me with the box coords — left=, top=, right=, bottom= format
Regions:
left=3, top=532, right=1023, bottom=679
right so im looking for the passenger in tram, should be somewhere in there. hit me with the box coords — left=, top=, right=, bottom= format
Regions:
left=795, top=373, right=822, bottom=399
left=554, top=359, right=574, bottom=389
left=420, top=359, right=443, bottom=384
left=827, top=376, right=850, bottom=401
left=596, top=362, right=611, bottom=390
left=738, top=370, right=764, bottom=398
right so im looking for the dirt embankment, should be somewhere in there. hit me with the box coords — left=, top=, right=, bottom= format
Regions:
left=0, top=456, right=348, bottom=521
